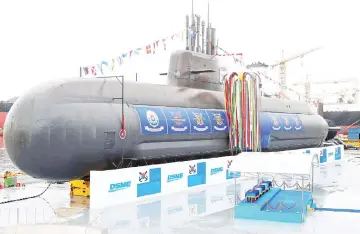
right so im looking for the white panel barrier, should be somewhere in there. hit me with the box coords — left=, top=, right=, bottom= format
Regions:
left=89, top=183, right=238, bottom=232
left=161, top=161, right=188, bottom=194
left=90, top=145, right=345, bottom=208
left=300, top=145, right=344, bottom=164
left=206, top=157, right=229, bottom=186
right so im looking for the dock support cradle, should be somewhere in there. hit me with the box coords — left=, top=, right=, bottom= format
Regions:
left=70, top=180, right=90, bottom=197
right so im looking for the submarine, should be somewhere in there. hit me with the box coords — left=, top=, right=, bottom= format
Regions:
left=3, top=16, right=329, bottom=181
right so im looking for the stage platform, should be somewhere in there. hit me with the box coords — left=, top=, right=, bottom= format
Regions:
left=234, top=188, right=312, bottom=223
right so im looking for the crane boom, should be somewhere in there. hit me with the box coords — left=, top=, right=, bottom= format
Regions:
left=293, top=78, right=356, bottom=85
left=270, top=46, right=323, bottom=68
left=271, top=46, right=323, bottom=99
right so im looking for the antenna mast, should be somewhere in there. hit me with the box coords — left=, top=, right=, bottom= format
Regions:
left=206, top=0, right=211, bottom=55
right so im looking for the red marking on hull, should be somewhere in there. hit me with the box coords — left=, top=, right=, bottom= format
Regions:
left=0, top=112, right=7, bottom=148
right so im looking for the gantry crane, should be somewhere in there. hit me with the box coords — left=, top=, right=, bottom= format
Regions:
left=269, top=47, right=323, bottom=99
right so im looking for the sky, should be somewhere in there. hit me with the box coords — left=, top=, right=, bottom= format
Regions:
left=1, top=0, right=360, bottom=101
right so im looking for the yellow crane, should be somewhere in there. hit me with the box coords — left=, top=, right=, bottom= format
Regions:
left=269, top=47, right=323, bottom=99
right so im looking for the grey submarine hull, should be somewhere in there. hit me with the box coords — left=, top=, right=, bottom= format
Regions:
left=3, top=78, right=328, bottom=181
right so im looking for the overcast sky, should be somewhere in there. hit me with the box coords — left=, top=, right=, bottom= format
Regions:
left=1, top=0, right=359, bottom=100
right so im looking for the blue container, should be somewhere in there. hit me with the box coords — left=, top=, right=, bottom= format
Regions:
left=246, top=189, right=259, bottom=198
left=256, top=187, right=263, bottom=194
left=348, top=133, right=359, bottom=140
left=261, top=183, right=269, bottom=190
left=263, top=181, right=272, bottom=187
left=258, top=185, right=266, bottom=192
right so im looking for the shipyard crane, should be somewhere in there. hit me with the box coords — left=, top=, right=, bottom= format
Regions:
left=293, top=78, right=359, bottom=104
left=270, top=47, right=323, bottom=99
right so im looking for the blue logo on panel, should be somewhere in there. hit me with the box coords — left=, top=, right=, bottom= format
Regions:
left=167, top=173, right=184, bottom=182
left=320, top=148, right=327, bottom=163
left=206, top=110, right=229, bottom=133
left=162, top=107, right=190, bottom=134
left=188, top=162, right=206, bottom=187
left=137, top=168, right=161, bottom=197
left=335, top=146, right=341, bottom=160
left=210, top=167, right=223, bottom=175
left=186, top=109, right=211, bottom=133
left=226, top=160, right=240, bottom=180
left=108, top=181, right=131, bottom=193
left=268, top=113, right=282, bottom=131
left=281, top=115, right=293, bottom=131
left=135, top=106, right=167, bottom=135
left=267, top=113, right=303, bottom=132
left=292, top=115, right=303, bottom=131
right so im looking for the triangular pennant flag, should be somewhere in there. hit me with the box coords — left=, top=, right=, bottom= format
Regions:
left=117, top=56, right=123, bottom=65
left=153, top=42, right=156, bottom=54
left=111, top=59, right=115, bottom=71
left=129, top=50, right=133, bottom=57
left=83, top=67, right=89, bottom=75
left=101, top=61, right=108, bottom=67
left=97, top=64, right=103, bottom=75
left=134, top=48, right=141, bottom=55
left=91, top=66, right=97, bottom=75
left=146, top=45, right=151, bottom=54
left=162, top=39, right=166, bottom=51
left=122, top=53, right=127, bottom=58
left=156, top=40, right=159, bottom=47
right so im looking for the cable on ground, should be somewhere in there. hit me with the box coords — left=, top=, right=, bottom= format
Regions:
left=0, top=182, right=53, bottom=205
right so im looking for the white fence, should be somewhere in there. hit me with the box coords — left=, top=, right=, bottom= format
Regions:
left=90, top=145, right=344, bottom=208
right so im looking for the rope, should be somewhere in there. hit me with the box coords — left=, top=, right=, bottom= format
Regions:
left=223, top=72, right=261, bottom=153
left=271, top=179, right=311, bottom=190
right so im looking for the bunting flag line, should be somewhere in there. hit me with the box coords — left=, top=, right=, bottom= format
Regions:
left=81, top=29, right=185, bottom=76
left=80, top=27, right=244, bottom=76
left=80, top=28, right=309, bottom=104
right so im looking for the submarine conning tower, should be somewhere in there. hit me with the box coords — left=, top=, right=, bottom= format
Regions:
left=166, top=11, right=222, bottom=92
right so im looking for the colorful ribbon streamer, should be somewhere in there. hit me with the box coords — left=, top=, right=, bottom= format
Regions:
left=224, top=72, right=261, bottom=153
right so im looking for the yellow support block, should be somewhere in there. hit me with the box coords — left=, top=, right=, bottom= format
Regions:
left=70, top=180, right=90, bottom=197
left=344, top=140, right=360, bottom=147
left=307, top=205, right=314, bottom=212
